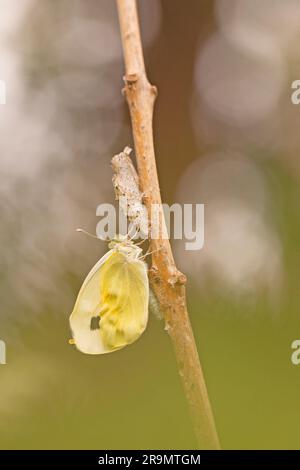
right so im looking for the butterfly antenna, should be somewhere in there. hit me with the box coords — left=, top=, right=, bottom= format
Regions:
left=127, top=226, right=139, bottom=241
left=76, top=228, right=100, bottom=240
left=135, top=238, right=148, bottom=246
left=140, top=247, right=161, bottom=260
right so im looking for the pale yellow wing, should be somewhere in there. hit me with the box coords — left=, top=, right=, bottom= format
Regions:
left=99, top=251, right=149, bottom=350
left=69, top=250, right=149, bottom=354
left=69, top=250, right=113, bottom=354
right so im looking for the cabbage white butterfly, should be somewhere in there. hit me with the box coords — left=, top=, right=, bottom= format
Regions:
left=69, top=234, right=149, bottom=354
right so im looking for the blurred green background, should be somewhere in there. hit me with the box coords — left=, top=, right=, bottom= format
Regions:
left=1, top=0, right=300, bottom=449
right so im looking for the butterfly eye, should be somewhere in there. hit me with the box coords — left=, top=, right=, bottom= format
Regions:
left=90, top=316, right=101, bottom=331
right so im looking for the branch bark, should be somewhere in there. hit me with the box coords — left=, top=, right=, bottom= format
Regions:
left=116, top=0, right=220, bottom=449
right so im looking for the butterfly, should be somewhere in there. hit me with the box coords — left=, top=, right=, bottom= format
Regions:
left=69, top=234, right=149, bottom=354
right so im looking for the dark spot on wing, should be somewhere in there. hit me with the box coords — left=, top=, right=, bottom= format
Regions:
left=107, top=292, right=117, bottom=301
left=90, top=316, right=100, bottom=331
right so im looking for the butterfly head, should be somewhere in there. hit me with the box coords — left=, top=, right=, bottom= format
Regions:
left=108, top=234, right=143, bottom=260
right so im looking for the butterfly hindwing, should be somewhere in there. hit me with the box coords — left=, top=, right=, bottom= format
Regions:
left=99, top=251, right=149, bottom=350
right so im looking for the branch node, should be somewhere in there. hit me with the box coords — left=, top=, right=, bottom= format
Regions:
left=124, top=73, right=139, bottom=85
left=168, top=270, right=187, bottom=287
left=151, top=85, right=158, bottom=97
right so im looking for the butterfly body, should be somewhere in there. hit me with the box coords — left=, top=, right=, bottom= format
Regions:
left=70, top=236, right=149, bottom=354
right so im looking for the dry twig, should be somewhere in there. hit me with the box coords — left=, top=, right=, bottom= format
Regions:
left=116, top=0, right=220, bottom=449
